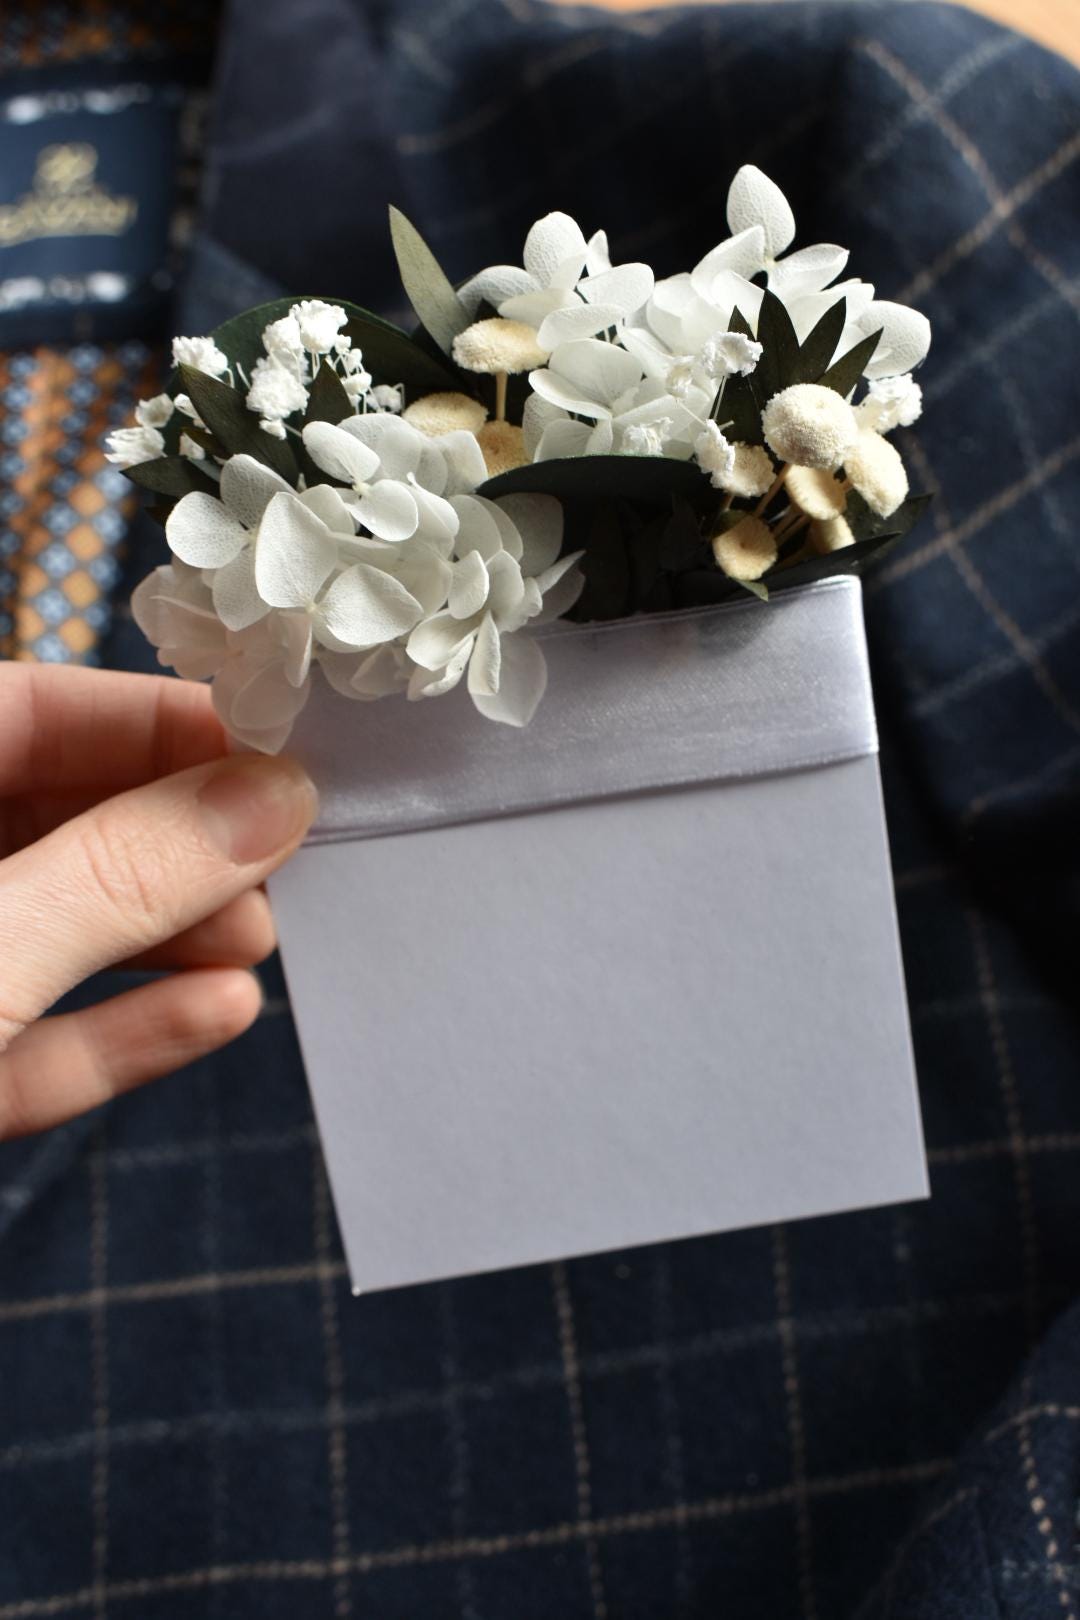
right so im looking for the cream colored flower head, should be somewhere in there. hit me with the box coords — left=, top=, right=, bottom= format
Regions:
left=761, top=384, right=858, bottom=470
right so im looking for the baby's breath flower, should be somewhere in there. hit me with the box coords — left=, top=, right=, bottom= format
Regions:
left=178, top=432, right=206, bottom=461
left=623, top=419, right=672, bottom=457
left=810, top=515, right=855, bottom=553
left=783, top=464, right=847, bottom=520
left=246, top=356, right=309, bottom=423
left=370, top=384, right=404, bottom=413
left=174, top=393, right=205, bottom=425
left=761, top=383, right=858, bottom=470
left=104, top=424, right=165, bottom=468
left=293, top=299, right=348, bottom=354
left=172, top=335, right=230, bottom=378
left=712, top=516, right=777, bottom=581
left=699, top=330, right=762, bottom=379
left=857, top=374, right=923, bottom=434
left=403, top=392, right=488, bottom=437
left=453, top=319, right=549, bottom=376
left=694, top=422, right=736, bottom=486
left=843, top=429, right=908, bottom=517
left=135, top=393, right=174, bottom=429
left=262, top=313, right=306, bottom=370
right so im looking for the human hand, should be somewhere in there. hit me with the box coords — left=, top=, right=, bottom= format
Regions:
left=0, top=664, right=317, bottom=1138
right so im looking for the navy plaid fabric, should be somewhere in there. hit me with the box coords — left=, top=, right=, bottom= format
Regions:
left=2, top=1, right=1080, bottom=1614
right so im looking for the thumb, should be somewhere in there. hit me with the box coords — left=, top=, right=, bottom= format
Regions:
left=0, top=753, right=317, bottom=1042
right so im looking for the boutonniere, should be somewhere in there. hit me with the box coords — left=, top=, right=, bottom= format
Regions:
left=111, top=165, right=930, bottom=753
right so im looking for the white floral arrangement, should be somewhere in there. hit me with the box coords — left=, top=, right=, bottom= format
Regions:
left=111, top=166, right=931, bottom=752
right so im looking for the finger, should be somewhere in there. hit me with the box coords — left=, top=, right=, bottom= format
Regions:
left=0, top=969, right=263, bottom=1140
left=0, top=665, right=226, bottom=798
left=124, top=889, right=277, bottom=972
left=0, top=753, right=316, bottom=1038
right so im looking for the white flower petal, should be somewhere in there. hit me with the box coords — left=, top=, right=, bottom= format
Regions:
left=217, top=654, right=310, bottom=733
left=467, top=611, right=501, bottom=697
left=485, top=549, right=527, bottom=625
left=522, top=395, right=565, bottom=458
left=338, top=413, right=423, bottom=481
left=689, top=226, right=767, bottom=298
left=726, top=164, right=796, bottom=259
left=278, top=609, right=314, bottom=687
left=212, top=549, right=270, bottom=631
left=407, top=640, right=472, bottom=699
left=389, top=540, right=453, bottom=616
left=581, top=262, right=654, bottom=316
left=499, top=286, right=575, bottom=328
left=537, top=301, right=625, bottom=349
left=448, top=549, right=490, bottom=618
left=585, top=229, right=611, bottom=275
left=858, top=300, right=932, bottom=379
left=298, top=483, right=357, bottom=533
left=317, top=563, right=423, bottom=648
left=471, top=632, right=547, bottom=726
left=457, top=265, right=537, bottom=319
left=352, top=480, right=419, bottom=542
left=535, top=418, right=594, bottom=461
left=437, top=429, right=488, bottom=495
left=409, top=483, right=458, bottom=551
left=166, top=493, right=247, bottom=568
left=496, top=493, right=563, bottom=575
left=768, top=243, right=849, bottom=300
left=302, top=421, right=380, bottom=486
left=523, top=212, right=588, bottom=289
left=449, top=494, right=508, bottom=562
left=218, top=454, right=292, bottom=529
left=255, top=491, right=339, bottom=608
left=408, top=609, right=477, bottom=672
left=534, top=555, right=585, bottom=622
left=529, top=338, right=644, bottom=418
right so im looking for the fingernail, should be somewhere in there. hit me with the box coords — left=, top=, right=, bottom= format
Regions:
left=196, top=756, right=318, bottom=865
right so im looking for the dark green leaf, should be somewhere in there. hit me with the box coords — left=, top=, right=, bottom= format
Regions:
left=179, top=365, right=299, bottom=481
left=177, top=423, right=226, bottom=459
left=751, top=287, right=800, bottom=405
left=304, top=359, right=353, bottom=426
left=794, top=298, right=847, bottom=384
left=717, top=306, right=766, bottom=442
left=389, top=206, right=471, bottom=357
left=764, top=528, right=903, bottom=592
left=577, top=504, right=630, bottom=620
left=817, top=328, right=882, bottom=398
left=659, top=500, right=707, bottom=571
left=123, top=456, right=218, bottom=498
left=844, top=489, right=932, bottom=545
left=480, top=455, right=711, bottom=505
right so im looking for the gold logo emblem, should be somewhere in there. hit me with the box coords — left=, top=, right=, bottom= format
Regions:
left=0, top=143, right=137, bottom=248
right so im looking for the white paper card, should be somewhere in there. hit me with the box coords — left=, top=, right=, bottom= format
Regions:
left=269, top=588, right=927, bottom=1294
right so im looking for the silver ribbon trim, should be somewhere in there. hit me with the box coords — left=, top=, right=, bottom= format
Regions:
left=294, top=576, right=876, bottom=844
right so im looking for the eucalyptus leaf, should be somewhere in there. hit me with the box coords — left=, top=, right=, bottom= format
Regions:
left=481, top=454, right=711, bottom=505
left=659, top=500, right=707, bottom=572
left=123, top=456, right=219, bottom=498
left=179, top=365, right=298, bottom=481
left=577, top=504, right=630, bottom=621
left=818, top=329, right=882, bottom=398
left=389, top=206, right=471, bottom=357
left=765, top=528, right=903, bottom=591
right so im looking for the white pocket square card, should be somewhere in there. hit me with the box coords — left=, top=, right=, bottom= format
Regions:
left=117, top=165, right=931, bottom=1293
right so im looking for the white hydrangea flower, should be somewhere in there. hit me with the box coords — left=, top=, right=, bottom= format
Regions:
left=104, top=424, right=165, bottom=468
left=178, top=431, right=206, bottom=462
left=407, top=493, right=584, bottom=727
left=293, top=299, right=348, bottom=354
left=131, top=559, right=228, bottom=680
left=135, top=393, right=174, bottom=429
left=172, top=335, right=230, bottom=378
left=246, top=355, right=309, bottom=424
left=459, top=212, right=653, bottom=350
left=261, top=312, right=307, bottom=372
left=622, top=419, right=673, bottom=458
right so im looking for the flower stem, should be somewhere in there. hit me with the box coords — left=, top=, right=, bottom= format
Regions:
left=495, top=370, right=508, bottom=424
left=752, top=464, right=788, bottom=520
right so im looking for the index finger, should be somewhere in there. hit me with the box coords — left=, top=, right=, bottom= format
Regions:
left=0, top=665, right=227, bottom=797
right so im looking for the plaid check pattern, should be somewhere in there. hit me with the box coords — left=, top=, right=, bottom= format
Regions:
left=1, top=1, right=1080, bottom=1615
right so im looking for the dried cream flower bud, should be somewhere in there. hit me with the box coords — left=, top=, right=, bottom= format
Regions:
left=721, top=443, right=775, bottom=499
left=453, top=318, right=549, bottom=376
left=761, top=384, right=858, bottom=470
left=711, top=516, right=777, bottom=582
left=783, top=464, right=847, bottom=521
left=844, top=429, right=908, bottom=518
left=810, top=515, right=855, bottom=554
left=403, top=391, right=488, bottom=437
left=476, top=421, right=529, bottom=477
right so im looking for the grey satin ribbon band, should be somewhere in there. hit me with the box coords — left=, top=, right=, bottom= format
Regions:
left=292, top=576, right=877, bottom=845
